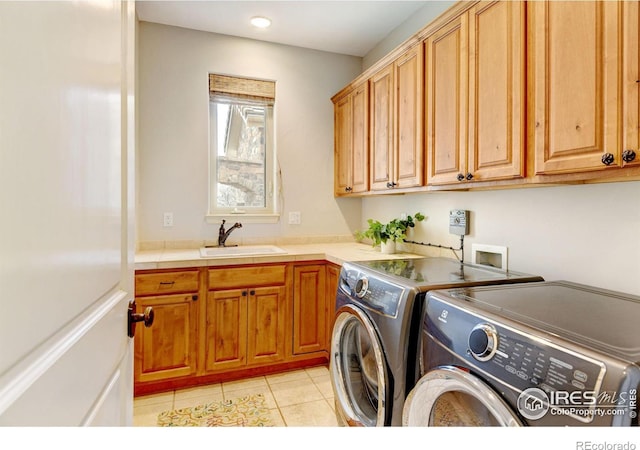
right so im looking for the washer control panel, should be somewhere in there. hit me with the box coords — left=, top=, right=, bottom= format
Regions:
left=339, top=265, right=405, bottom=318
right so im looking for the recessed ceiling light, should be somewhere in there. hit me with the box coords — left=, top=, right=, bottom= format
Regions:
left=250, top=16, right=271, bottom=28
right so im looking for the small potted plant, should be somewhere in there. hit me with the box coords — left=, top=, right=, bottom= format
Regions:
left=357, top=212, right=425, bottom=254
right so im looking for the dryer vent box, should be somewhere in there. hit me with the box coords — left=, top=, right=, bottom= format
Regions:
left=471, top=244, right=508, bottom=270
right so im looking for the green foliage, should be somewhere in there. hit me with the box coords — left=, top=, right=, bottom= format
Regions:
left=356, top=212, right=425, bottom=246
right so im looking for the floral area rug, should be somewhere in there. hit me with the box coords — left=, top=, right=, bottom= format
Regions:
left=157, top=393, right=274, bottom=427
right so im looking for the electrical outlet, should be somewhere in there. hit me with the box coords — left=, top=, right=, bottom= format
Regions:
left=288, top=211, right=301, bottom=225
left=163, top=212, right=173, bottom=227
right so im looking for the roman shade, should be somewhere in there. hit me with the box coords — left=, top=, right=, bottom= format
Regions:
left=209, top=74, right=275, bottom=104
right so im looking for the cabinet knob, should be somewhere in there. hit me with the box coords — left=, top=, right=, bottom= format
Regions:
left=601, top=153, right=615, bottom=166
left=242, top=291, right=247, bottom=296
left=457, top=173, right=465, bottom=182
left=465, top=172, right=474, bottom=181
left=192, top=295, right=198, bottom=301
left=250, top=290, right=255, bottom=296
left=386, top=181, right=397, bottom=188
left=622, top=150, right=637, bottom=163
left=345, top=186, right=352, bottom=192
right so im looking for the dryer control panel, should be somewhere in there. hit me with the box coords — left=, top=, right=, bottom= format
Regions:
left=425, top=295, right=607, bottom=423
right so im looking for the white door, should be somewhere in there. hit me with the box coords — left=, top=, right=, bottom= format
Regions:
left=0, top=1, right=136, bottom=425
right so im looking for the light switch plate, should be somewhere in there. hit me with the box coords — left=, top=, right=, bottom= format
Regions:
left=163, top=212, right=173, bottom=227
left=289, top=211, right=301, bottom=225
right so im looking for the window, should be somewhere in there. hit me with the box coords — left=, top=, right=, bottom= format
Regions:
left=208, top=74, right=278, bottom=223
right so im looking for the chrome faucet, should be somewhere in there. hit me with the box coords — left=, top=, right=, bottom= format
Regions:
left=218, top=219, right=242, bottom=247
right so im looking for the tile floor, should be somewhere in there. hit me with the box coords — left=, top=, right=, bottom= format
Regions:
left=133, top=365, right=338, bottom=427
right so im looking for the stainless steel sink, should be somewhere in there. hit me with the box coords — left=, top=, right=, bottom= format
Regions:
left=199, top=245, right=287, bottom=258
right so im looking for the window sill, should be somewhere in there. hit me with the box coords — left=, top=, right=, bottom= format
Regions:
left=205, top=213, right=280, bottom=224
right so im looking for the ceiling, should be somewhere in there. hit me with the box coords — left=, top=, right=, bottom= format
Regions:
left=135, top=1, right=430, bottom=57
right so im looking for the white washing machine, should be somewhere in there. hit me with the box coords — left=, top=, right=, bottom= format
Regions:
left=329, top=257, right=543, bottom=426
left=404, top=281, right=640, bottom=426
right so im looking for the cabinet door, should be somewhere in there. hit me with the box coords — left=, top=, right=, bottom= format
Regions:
left=134, top=294, right=198, bottom=383
left=334, top=82, right=369, bottom=196
left=325, top=264, right=341, bottom=351
left=426, top=15, right=468, bottom=185
left=246, top=286, right=286, bottom=365
left=351, top=81, right=370, bottom=193
left=394, top=45, right=424, bottom=188
left=370, top=64, right=394, bottom=190
left=468, top=1, right=525, bottom=181
left=623, top=1, right=640, bottom=168
left=205, top=289, right=248, bottom=372
left=334, top=93, right=352, bottom=195
left=293, top=265, right=327, bottom=355
left=530, top=1, right=622, bottom=174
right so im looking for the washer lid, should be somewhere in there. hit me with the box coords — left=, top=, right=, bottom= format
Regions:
left=354, top=257, right=542, bottom=291
left=436, top=281, right=640, bottom=360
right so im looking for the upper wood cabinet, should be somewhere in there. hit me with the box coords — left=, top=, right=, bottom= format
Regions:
left=426, top=1, right=525, bottom=185
left=370, top=44, right=424, bottom=191
left=332, top=0, right=640, bottom=194
left=370, top=63, right=395, bottom=190
left=529, top=1, right=623, bottom=174
left=334, top=81, right=369, bottom=195
left=623, top=1, right=640, bottom=168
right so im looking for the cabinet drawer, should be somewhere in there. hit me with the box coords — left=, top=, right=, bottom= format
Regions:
left=208, top=265, right=286, bottom=290
left=135, top=270, right=199, bottom=296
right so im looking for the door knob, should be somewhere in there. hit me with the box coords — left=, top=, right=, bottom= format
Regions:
left=128, top=301, right=154, bottom=338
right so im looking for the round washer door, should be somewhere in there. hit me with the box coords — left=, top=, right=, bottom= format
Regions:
left=403, top=366, right=521, bottom=427
left=330, top=304, right=389, bottom=427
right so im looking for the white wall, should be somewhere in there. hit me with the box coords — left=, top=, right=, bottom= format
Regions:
left=137, top=22, right=362, bottom=245
left=361, top=183, right=640, bottom=295
left=362, top=1, right=455, bottom=70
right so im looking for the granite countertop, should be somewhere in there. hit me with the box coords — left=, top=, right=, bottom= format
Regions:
left=135, top=242, right=425, bottom=270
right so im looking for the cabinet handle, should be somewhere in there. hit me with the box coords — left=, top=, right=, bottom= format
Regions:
left=345, top=186, right=352, bottom=192
left=192, top=295, right=198, bottom=301
left=249, top=290, right=255, bottom=296
left=601, top=153, right=615, bottom=166
left=159, top=281, right=175, bottom=286
left=465, top=172, right=474, bottom=181
left=622, top=150, right=637, bottom=163
left=386, top=181, right=397, bottom=188
left=242, top=291, right=247, bottom=296
left=457, top=173, right=465, bottom=182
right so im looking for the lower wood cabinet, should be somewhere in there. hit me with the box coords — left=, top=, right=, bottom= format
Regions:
left=325, top=263, right=341, bottom=349
left=205, top=285, right=287, bottom=372
left=292, top=264, right=327, bottom=355
left=133, top=270, right=199, bottom=384
left=134, top=261, right=339, bottom=395
left=205, top=265, right=288, bottom=372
